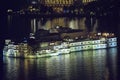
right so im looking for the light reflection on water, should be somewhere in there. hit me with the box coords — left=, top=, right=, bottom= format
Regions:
left=3, top=48, right=117, bottom=80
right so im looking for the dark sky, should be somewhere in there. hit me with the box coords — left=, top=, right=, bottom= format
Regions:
left=1, top=0, right=26, bottom=11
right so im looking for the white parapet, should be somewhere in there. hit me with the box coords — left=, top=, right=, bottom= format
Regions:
left=107, top=37, right=117, bottom=43
left=108, top=42, right=117, bottom=47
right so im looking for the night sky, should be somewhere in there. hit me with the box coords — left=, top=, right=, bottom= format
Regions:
left=1, top=0, right=27, bottom=10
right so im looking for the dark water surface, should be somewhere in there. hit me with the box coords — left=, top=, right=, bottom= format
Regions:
left=2, top=47, right=119, bottom=80
left=1, top=15, right=120, bottom=80
left=7, top=15, right=119, bottom=41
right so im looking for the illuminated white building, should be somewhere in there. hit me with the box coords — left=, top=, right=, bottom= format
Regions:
left=82, top=0, right=97, bottom=4
left=38, top=0, right=74, bottom=7
left=36, top=0, right=98, bottom=6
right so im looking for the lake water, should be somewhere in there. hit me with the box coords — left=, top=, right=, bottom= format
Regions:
left=2, top=47, right=119, bottom=80
left=1, top=15, right=120, bottom=80
left=7, top=15, right=120, bottom=41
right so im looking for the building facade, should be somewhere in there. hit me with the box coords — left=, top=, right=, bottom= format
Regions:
left=82, top=0, right=97, bottom=4
left=35, top=0, right=97, bottom=12
left=38, top=0, right=74, bottom=7
left=37, top=0, right=98, bottom=6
